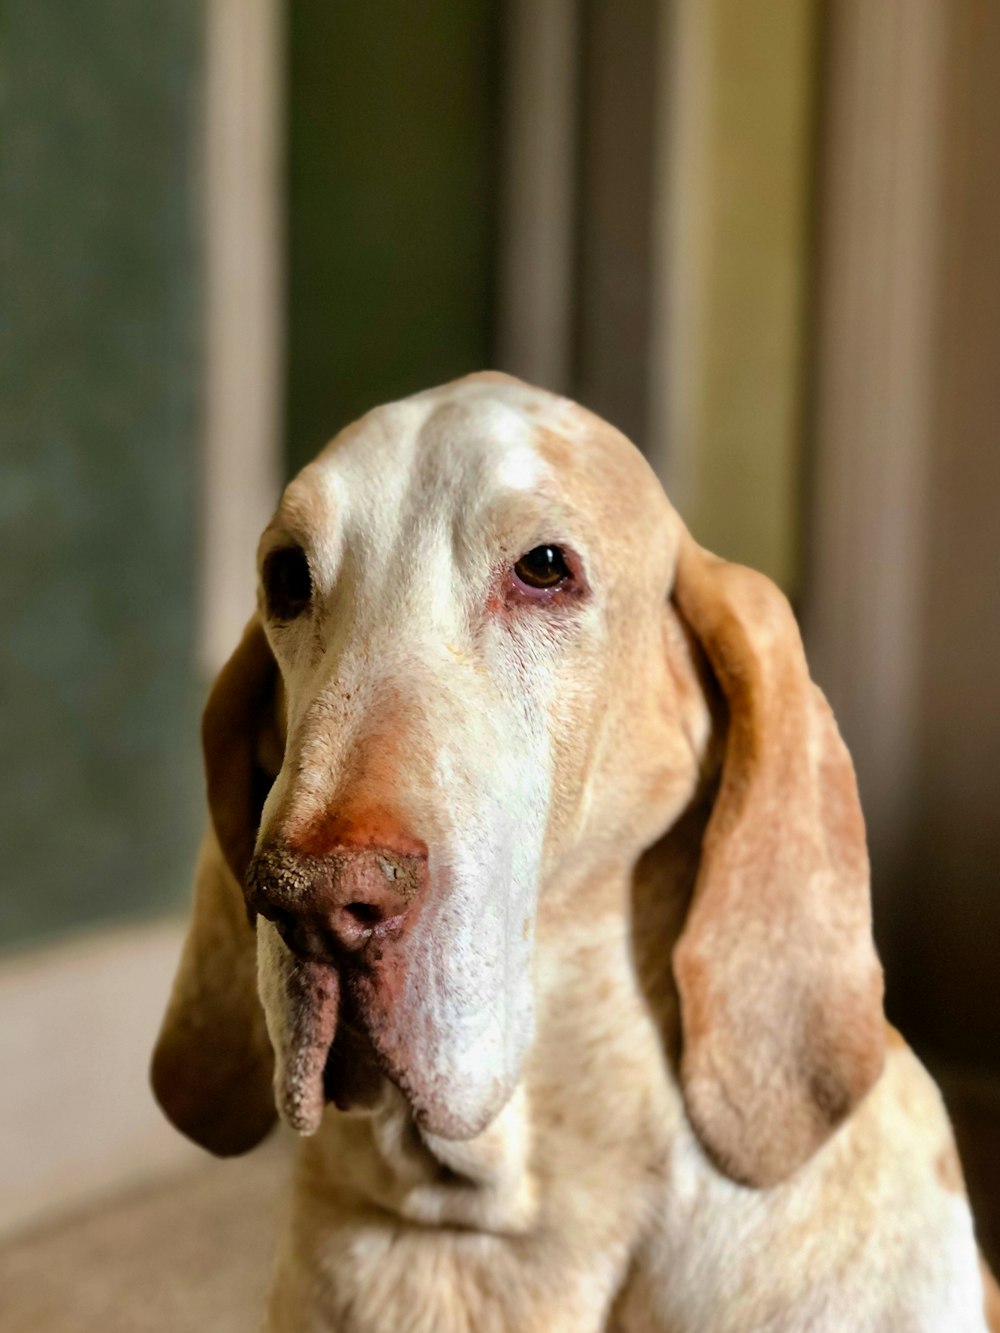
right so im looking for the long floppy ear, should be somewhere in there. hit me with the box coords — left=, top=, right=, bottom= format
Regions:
left=151, top=618, right=282, bottom=1155
left=671, top=535, right=885, bottom=1187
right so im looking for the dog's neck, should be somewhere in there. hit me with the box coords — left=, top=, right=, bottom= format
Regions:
left=299, top=1046, right=539, bottom=1236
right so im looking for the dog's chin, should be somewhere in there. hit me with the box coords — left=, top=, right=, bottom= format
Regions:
left=409, top=1096, right=503, bottom=1142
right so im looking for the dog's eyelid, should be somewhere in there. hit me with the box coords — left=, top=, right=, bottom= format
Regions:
left=258, top=519, right=310, bottom=560
left=504, top=540, right=591, bottom=605
left=262, top=544, right=313, bottom=622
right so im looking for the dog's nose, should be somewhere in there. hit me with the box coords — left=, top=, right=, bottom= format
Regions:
left=317, top=846, right=426, bottom=949
left=247, top=842, right=427, bottom=958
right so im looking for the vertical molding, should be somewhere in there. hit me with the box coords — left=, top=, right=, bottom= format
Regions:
left=574, top=0, right=660, bottom=445
left=647, top=0, right=711, bottom=515
left=647, top=0, right=820, bottom=589
left=496, top=0, right=579, bottom=394
left=804, top=0, right=946, bottom=884
left=201, top=0, right=284, bottom=673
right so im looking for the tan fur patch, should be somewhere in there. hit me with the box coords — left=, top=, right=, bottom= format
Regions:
left=935, top=1140, right=966, bottom=1195
left=461, top=369, right=519, bottom=385
left=533, top=425, right=576, bottom=472
left=981, top=1255, right=1000, bottom=1333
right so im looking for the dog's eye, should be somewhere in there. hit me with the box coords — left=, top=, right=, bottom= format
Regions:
left=263, top=546, right=312, bottom=621
left=513, top=545, right=572, bottom=591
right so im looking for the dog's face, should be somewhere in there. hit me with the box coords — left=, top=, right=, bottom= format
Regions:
left=153, top=374, right=886, bottom=1189
left=247, top=377, right=703, bottom=1141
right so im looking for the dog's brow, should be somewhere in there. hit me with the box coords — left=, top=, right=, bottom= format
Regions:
left=265, top=473, right=339, bottom=546
left=492, top=440, right=551, bottom=493
left=483, top=490, right=586, bottom=546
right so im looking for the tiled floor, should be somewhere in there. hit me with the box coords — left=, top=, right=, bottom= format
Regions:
left=0, top=1143, right=288, bottom=1333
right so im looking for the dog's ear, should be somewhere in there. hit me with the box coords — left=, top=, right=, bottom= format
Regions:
left=151, top=618, right=282, bottom=1156
left=671, top=535, right=885, bottom=1187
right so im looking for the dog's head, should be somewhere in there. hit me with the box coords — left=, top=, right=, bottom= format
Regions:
left=152, top=374, right=884, bottom=1188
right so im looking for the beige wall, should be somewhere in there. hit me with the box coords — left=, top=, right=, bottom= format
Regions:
left=651, top=0, right=821, bottom=591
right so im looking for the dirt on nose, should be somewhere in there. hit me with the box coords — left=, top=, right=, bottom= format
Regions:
left=246, top=841, right=426, bottom=960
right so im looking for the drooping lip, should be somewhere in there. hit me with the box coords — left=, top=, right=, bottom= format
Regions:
left=262, top=858, right=498, bottom=1139
left=269, top=949, right=393, bottom=1133
left=271, top=956, right=340, bottom=1134
left=269, top=927, right=518, bottom=1145
left=321, top=977, right=386, bottom=1112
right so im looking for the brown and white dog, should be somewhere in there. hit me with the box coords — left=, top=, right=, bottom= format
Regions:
left=152, top=374, right=998, bottom=1332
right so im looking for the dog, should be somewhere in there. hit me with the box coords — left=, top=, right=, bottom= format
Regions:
left=152, top=373, right=998, bottom=1331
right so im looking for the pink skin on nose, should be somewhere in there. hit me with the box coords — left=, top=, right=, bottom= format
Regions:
left=294, top=805, right=429, bottom=861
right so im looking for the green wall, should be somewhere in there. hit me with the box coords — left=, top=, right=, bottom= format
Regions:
left=0, top=3, right=204, bottom=948
left=286, top=0, right=500, bottom=473
left=0, top=0, right=504, bottom=949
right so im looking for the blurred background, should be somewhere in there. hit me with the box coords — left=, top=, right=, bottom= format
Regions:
left=1, top=1, right=997, bottom=1325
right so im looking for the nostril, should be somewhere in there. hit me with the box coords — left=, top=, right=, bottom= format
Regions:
left=256, top=900, right=295, bottom=933
left=343, top=901, right=382, bottom=928
left=267, top=906, right=305, bottom=950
